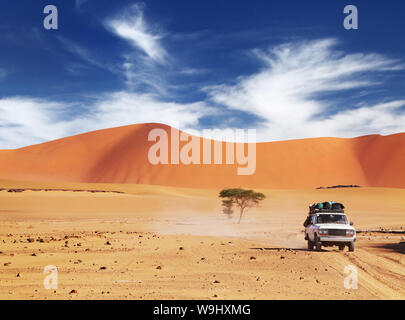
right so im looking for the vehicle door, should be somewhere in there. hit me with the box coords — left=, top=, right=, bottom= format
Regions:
left=308, top=215, right=317, bottom=241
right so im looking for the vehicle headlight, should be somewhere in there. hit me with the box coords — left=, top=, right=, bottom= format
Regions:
left=346, top=230, right=355, bottom=236
left=319, top=229, right=328, bottom=236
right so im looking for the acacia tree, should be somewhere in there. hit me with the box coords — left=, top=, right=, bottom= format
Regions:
left=219, top=188, right=266, bottom=223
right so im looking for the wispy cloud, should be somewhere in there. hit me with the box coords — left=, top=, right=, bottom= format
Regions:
left=57, top=36, right=116, bottom=75
left=1, top=36, right=405, bottom=149
left=206, top=38, right=405, bottom=140
left=106, top=4, right=167, bottom=63
left=0, top=93, right=212, bottom=149
left=0, top=97, right=72, bottom=148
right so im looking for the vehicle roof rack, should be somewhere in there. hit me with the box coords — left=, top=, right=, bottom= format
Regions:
left=309, top=209, right=345, bottom=214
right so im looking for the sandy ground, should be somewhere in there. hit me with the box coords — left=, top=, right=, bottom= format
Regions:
left=0, top=180, right=404, bottom=299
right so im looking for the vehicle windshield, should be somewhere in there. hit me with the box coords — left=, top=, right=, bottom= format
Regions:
left=317, top=214, right=348, bottom=224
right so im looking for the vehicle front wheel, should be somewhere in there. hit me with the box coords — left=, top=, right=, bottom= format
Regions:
left=348, top=241, right=355, bottom=252
left=315, top=235, right=322, bottom=251
left=307, top=238, right=314, bottom=251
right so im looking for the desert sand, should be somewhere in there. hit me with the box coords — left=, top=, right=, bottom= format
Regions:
left=1, top=123, right=405, bottom=189
left=1, top=180, right=404, bottom=300
left=0, top=124, right=404, bottom=299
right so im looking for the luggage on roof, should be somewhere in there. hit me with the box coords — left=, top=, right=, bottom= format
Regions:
left=308, top=201, right=345, bottom=215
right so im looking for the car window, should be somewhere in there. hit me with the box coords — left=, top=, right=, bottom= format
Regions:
left=317, top=214, right=347, bottom=224
left=311, top=215, right=317, bottom=224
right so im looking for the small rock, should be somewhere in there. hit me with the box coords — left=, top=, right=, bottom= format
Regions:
left=16, top=273, right=21, bottom=277
left=156, top=266, right=162, bottom=270
left=105, top=241, right=111, bottom=245
left=69, top=290, right=77, bottom=294
left=100, top=266, right=106, bottom=270
left=213, top=280, right=220, bottom=284
left=250, top=256, right=256, bottom=260
left=280, top=256, right=285, bottom=259
left=179, top=247, right=184, bottom=250
left=31, top=253, right=37, bottom=256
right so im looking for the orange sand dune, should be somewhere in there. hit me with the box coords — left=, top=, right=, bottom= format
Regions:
left=0, top=123, right=404, bottom=189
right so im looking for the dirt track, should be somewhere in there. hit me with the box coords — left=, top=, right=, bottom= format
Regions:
left=1, top=219, right=404, bottom=300
left=317, top=236, right=405, bottom=299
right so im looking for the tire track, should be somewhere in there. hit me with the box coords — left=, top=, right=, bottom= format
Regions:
left=319, top=248, right=405, bottom=299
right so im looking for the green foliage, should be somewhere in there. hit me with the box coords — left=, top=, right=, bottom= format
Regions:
left=219, top=188, right=266, bottom=223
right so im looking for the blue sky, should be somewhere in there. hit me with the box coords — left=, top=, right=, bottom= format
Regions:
left=1, top=0, right=405, bottom=148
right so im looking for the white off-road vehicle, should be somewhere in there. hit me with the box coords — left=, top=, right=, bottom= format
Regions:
left=305, top=212, right=356, bottom=252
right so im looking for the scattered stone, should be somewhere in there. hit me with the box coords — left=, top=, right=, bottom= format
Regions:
left=16, top=273, right=21, bottom=277
left=179, top=247, right=184, bottom=250
left=250, top=256, right=256, bottom=260
left=213, top=280, right=220, bottom=284
left=69, top=290, right=77, bottom=294
left=156, top=266, right=162, bottom=270
left=105, top=241, right=111, bottom=245
left=100, top=266, right=106, bottom=270
left=280, top=256, right=285, bottom=259
left=31, top=253, right=37, bottom=256
left=27, top=238, right=34, bottom=243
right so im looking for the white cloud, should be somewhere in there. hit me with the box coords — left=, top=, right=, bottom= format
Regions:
left=106, top=4, right=167, bottom=63
left=0, top=93, right=211, bottom=149
left=0, top=97, right=72, bottom=148
left=206, top=38, right=405, bottom=141
left=1, top=38, right=405, bottom=149
left=68, top=91, right=211, bottom=134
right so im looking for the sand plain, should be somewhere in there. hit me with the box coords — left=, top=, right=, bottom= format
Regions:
left=1, top=180, right=404, bottom=299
